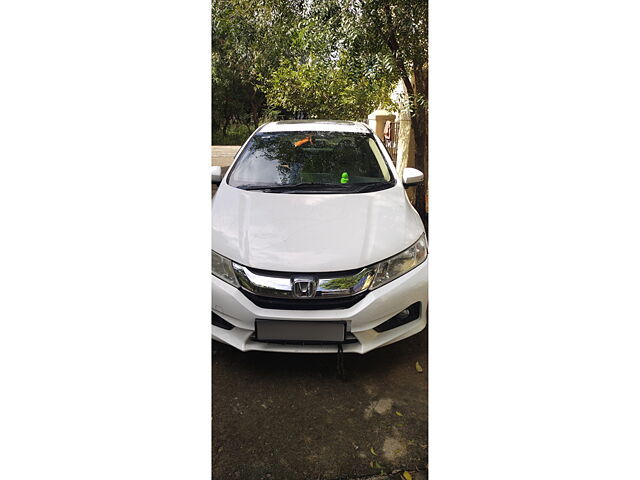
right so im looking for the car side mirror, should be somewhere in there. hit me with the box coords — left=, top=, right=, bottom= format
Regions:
left=402, top=168, right=424, bottom=187
left=212, top=166, right=222, bottom=185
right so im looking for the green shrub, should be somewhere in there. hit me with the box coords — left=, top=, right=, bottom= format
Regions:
left=212, top=124, right=254, bottom=145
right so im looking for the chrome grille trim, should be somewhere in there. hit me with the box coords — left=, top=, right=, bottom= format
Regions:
left=232, top=264, right=376, bottom=300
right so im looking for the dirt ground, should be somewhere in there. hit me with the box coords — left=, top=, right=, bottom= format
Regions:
left=211, top=145, right=428, bottom=480
left=211, top=333, right=428, bottom=480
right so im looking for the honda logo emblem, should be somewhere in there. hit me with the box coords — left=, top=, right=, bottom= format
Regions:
left=291, top=275, right=318, bottom=298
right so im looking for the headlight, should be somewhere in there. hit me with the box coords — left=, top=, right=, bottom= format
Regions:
left=211, top=250, right=239, bottom=287
left=370, top=233, right=428, bottom=290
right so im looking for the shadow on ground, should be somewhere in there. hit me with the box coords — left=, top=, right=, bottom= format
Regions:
left=212, top=328, right=427, bottom=480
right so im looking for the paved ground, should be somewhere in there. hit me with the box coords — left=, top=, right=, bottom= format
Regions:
left=211, top=145, right=428, bottom=480
left=211, top=146, right=238, bottom=196
left=211, top=145, right=239, bottom=168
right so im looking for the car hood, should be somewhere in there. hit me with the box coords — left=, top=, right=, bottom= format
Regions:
left=211, top=184, right=425, bottom=273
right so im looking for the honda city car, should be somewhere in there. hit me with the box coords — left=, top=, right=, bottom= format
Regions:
left=211, top=120, right=428, bottom=353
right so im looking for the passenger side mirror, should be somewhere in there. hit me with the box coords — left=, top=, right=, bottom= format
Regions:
left=402, top=168, right=424, bottom=187
left=212, top=166, right=222, bottom=185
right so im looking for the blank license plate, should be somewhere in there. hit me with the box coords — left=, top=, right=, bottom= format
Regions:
left=255, top=320, right=346, bottom=342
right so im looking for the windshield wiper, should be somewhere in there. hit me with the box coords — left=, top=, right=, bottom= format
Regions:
left=347, top=182, right=393, bottom=193
left=237, top=182, right=346, bottom=192
left=236, top=182, right=392, bottom=193
left=235, top=184, right=278, bottom=191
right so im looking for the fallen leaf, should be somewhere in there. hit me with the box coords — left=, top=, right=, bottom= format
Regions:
left=395, top=411, right=403, bottom=416
left=403, top=471, right=413, bottom=480
left=370, top=447, right=377, bottom=456
left=415, top=361, right=423, bottom=373
left=370, top=460, right=382, bottom=469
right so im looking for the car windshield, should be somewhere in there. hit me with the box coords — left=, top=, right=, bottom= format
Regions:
left=227, top=131, right=394, bottom=193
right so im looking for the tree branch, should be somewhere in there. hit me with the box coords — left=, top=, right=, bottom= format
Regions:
left=378, top=5, right=414, bottom=104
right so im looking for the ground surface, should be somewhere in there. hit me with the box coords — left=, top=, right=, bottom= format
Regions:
left=211, top=333, right=428, bottom=480
left=211, top=145, right=238, bottom=168
left=211, top=146, right=428, bottom=480
left=211, top=145, right=236, bottom=196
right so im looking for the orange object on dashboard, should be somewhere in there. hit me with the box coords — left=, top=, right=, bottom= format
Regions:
left=294, top=136, right=313, bottom=147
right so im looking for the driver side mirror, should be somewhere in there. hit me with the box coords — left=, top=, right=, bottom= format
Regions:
left=211, top=166, right=222, bottom=185
left=402, top=168, right=424, bottom=187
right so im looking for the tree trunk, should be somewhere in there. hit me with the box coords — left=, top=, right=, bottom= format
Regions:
left=250, top=88, right=259, bottom=129
left=411, top=107, right=428, bottom=221
left=412, top=64, right=428, bottom=221
left=221, top=98, right=230, bottom=136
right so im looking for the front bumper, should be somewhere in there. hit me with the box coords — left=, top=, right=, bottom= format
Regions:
left=211, top=259, right=428, bottom=354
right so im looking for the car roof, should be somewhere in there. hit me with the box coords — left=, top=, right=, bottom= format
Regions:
left=259, top=120, right=372, bottom=134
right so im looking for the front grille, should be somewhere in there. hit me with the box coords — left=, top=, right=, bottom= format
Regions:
left=241, top=290, right=368, bottom=310
left=233, top=264, right=375, bottom=302
left=251, top=331, right=360, bottom=345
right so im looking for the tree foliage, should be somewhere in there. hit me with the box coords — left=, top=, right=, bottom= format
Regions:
left=212, top=0, right=401, bottom=130
left=212, top=0, right=428, bottom=219
left=212, top=0, right=301, bottom=133
left=338, top=0, right=429, bottom=217
left=260, top=52, right=395, bottom=120
left=257, top=1, right=398, bottom=119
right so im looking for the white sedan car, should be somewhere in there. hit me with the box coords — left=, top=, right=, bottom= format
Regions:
left=211, top=120, right=427, bottom=353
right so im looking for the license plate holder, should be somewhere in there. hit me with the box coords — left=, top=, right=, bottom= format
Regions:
left=255, top=319, right=346, bottom=343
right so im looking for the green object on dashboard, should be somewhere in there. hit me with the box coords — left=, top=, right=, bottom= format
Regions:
left=341, top=172, right=349, bottom=184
